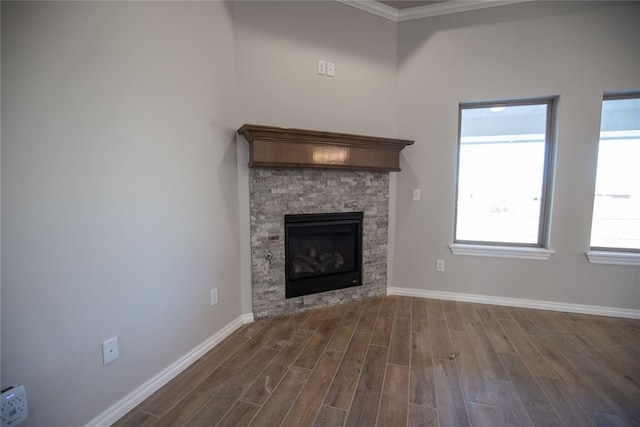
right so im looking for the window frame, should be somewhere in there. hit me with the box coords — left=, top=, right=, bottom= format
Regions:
left=588, top=91, right=640, bottom=255
left=453, top=97, right=557, bottom=249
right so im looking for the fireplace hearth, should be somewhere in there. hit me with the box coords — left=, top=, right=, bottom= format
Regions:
left=285, top=212, right=363, bottom=298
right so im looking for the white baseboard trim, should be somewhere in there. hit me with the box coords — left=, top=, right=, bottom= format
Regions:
left=387, top=287, right=640, bottom=319
left=86, top=312, right=255, bottom=427
left=241, top=312, right=255, bottom=324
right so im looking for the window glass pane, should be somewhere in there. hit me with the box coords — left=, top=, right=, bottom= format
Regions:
left=590, top=97, right=640, bottom=250
left=456, top=103, right=548, bottom=244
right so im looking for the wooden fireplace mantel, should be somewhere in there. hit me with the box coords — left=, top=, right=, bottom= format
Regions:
left=237, top=124, right=414, bottom=172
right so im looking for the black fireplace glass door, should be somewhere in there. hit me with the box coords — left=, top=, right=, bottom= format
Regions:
left=288, top=223, right=356, bottom=279
left=285, top=212, right=363, bottom=298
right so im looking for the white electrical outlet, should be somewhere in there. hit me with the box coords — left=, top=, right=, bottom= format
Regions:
left=318, top=60, right=326, bottom=75
left=327, top=62, right=335, bottom=77
left=412, top=189, right=421, bottom=201
left=211, top=288, right=218, bottom=306
left=436, top=259, right=445, bottom=272
left=102, top=336, right=119, bottom=366
left=1, top=385, right=28, bottom=427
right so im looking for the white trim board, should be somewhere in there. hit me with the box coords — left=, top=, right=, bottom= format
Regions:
left=586, top=250, right=640, bottom=266
left=336, top=0, right=530, bottom=22
left=85, top=312, right=255, bottom=427
left=387, top=287, right=640, bottom=319
left=450, top=243, right=554, bottom=260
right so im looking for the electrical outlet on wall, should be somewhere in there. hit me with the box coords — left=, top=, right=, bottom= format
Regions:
left=102, top=336, right=119, bottom=366
left=211, top=288, right=218, bottom=306
left=436, top=259, right=445, bottom=272
left=327, top=62, right=335, bottom=77
left=1, top=385, right=29, bottom=426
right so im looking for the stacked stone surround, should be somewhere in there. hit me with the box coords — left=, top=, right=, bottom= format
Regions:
left=250, top=168, right=389, bottom=319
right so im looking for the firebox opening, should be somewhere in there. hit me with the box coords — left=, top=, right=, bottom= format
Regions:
left=285, top=212, right=363, bottom=299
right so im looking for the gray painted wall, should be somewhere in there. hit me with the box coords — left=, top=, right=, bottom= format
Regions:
left=1, top=1, right=638, bottom=425
left=2, top=1, right=398, bottom=424
left=394, top=2, right=640, bottom=309
left=233, top=1, right=399, bottom=316
left=233, top=1, right=398, bottom=136
left=2, top=2, right=239, bottom=425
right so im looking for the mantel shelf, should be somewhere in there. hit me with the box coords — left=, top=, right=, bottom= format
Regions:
left=237, top=124, right=414, bottom=172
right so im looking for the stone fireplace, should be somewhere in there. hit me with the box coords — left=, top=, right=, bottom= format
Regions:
left=240, top=124, right=413, bottom=319
left=250, top=168, right=389, bottom=318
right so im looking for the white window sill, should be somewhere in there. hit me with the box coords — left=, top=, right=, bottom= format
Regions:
left=586, top=251, right=640, bottom=266
left=450, top=243, right=554, bottom=261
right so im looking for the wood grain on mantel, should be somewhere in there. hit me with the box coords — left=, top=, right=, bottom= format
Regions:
left=238, top=124, right=414, bottom=172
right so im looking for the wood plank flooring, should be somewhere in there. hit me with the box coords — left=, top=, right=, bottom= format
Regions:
left=114, top=296, right=640, bottom=427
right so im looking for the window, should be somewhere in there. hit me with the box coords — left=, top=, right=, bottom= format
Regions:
left=454, top=98, right=555, bottom=249
left=589, top=94, right=640, bottom=252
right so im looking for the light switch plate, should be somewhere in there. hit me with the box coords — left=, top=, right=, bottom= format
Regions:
left=318, top=60, right=326, bottom=75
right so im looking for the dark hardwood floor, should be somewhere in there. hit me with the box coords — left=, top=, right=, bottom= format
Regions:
left=114, top=296, right=640, bottom=426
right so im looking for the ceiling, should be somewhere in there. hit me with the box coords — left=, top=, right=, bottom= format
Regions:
left=337, top=0, right=529, bottom=21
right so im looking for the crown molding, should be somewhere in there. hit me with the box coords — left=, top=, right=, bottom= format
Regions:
left=337, top=0, right=530, bottom=22
left=398, top=0, right=529, bottom=21
left=336, top=0, right=400, bottom=21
